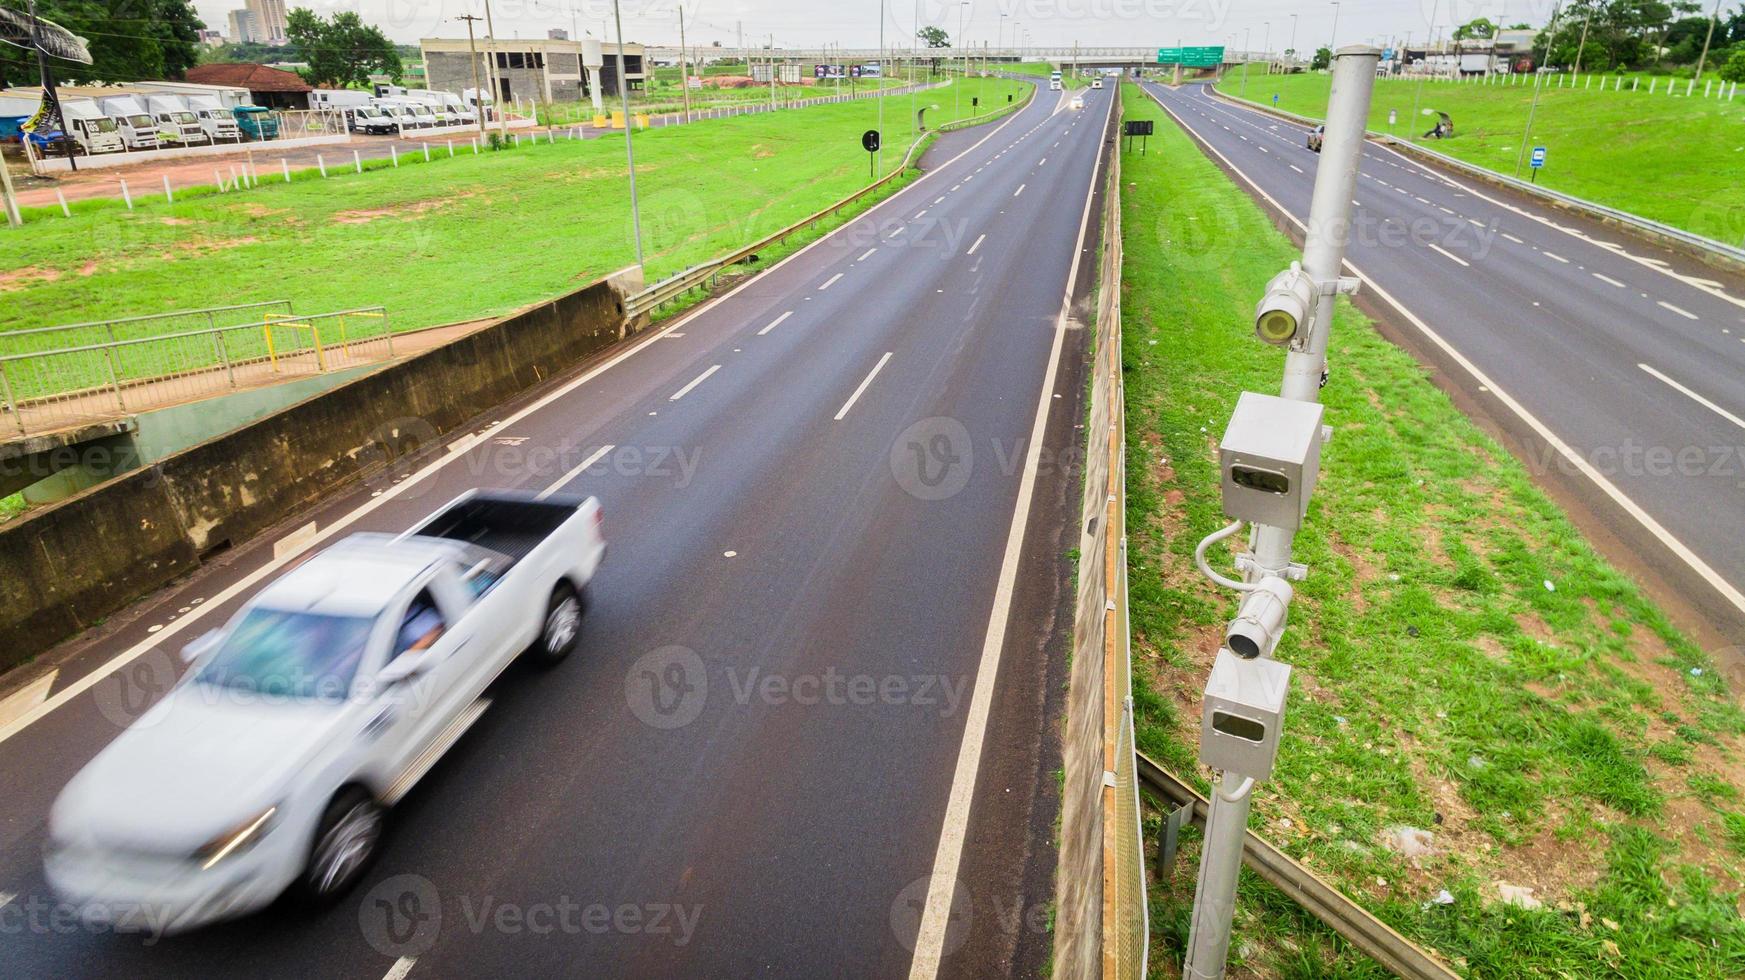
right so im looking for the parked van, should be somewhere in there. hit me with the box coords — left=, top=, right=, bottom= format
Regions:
left=311, top=88, right=372, bottom=110
left=145, top=94, right=208, bottom=146
left=58, top=98, right=125, bottom=154
left=187, top=94, right=241, bottom=142
left=97, top=95, right=160, bottom=150
left=370, top=99, right=421, bottom=131
left=347, top=105, right=399, bottom=135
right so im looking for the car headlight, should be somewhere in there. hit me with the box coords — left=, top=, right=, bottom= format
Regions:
left=193, top=806, right=278, bottom=870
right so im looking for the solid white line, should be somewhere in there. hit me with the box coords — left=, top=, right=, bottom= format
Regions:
left=1147, top=82, right=1745, bottom=619
left=382, top=957, right=416, bottom=980
left=757, top=310, right=794, bottom=335
left=1428, top=243, right=1470, bottom=266
left=668, top=364, right=721, bottom=401
left=833, top=352, right=892, bottom=421
left=819, top=272, right=844, bottom=291
left=536, top=444, right=616, bottom=500
left=1640, top=363, right=1745, bottom=433
left=1013, top=183, right=1025, bottom=197
left=908, top=83, right=1112, bottom=980
left=967, top=233, right=986, bottom=255
left=0, top=76, right=1047, bottom=749
left=1542, top=251, right=1569, bottom=263
left=1593, top=272, right=1626, bottom=288
left=857, top=248, right=878, bottom=262
left=1657, top=300, right=1698, bottom=320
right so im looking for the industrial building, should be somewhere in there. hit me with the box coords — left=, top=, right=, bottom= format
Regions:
left=420, top=37, right=645, bottom=104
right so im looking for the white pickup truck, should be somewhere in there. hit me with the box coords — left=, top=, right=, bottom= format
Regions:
left=46, top=490, right=605, bottom=932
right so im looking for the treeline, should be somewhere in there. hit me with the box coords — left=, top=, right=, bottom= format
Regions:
left=0, top=0, right=203, bottom=86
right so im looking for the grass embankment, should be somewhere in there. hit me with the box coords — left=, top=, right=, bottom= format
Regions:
left=537, top=76, right=910, bottom=123
left=1214, top=64, right=1745, bottom=243
left=1120, top=83, right=1745, bottom=977
left=0, top=75, right=1027, bottom=341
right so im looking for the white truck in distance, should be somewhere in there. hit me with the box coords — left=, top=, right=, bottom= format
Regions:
left=45, top=490, right=606, bottom=932
left=186, top=94, right=242, bottom=142
left=58, top=99, right=124, bottom=154
left=97, top=94, right=160, bottom=150
left=145, top=94, right=208, bottom=146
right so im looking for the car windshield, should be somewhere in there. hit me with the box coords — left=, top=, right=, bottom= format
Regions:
left=195, top=608, right=375, bottom=700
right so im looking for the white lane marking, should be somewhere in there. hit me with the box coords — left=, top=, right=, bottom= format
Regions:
left=910, top=83, right=1113, bottom=980
left=1013, top=183, right=1025, bottom=197
left=668, top=364, right=721, bottom=401
left=0, top=76, right=1047, bottom=748
left=915, top=209, right=928, bottom=218
left=1593, top=273, right=1626, bottom=288
left=1038, top=157, right=1047, bottom=166
left=1468, top=218, right=1485, bottom=228
left=382, top=957, right=416, bottom=980
left=0, top=670, right=58, bottom=729
left=951, top=183, right=962, bottom=191
left=933, top=196, right=945, bottom=204
left=1657, top=300, right=1698, bottom=320
left=967, top=233, right=986, bottom=255
left=833, top=352, right=893, bottom=421
left=1438, top=206, right=1455, bottom=215
left=1258, top=145, right=1269, bottom=153
left=661, top=332, right=686, bottom=339
left=1502, top=233, right=1524, bottom=243
left=1288, top=163, right=1303, bottom=173
left=1640, top=363, right=1745, bottom=433
left=857, top=248, right=878, bottom=262
left=1542, top=251, right=1569, bottom=263
left=819, top=272, right=844, bottom=291
left=1146, top=82, right=1745, bottom=619
left=536, top=444, right=616, bottom=500
left=1428, top=243, right=1470, bottom=267
left=0, top=892, right=13, bottom=911
left=757, top=310, right=794, bottom=335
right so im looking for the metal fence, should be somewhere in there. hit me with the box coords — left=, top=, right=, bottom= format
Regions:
left=0, top=300, right=294, bottom=358
left=0, top=306, right=391, bottom=436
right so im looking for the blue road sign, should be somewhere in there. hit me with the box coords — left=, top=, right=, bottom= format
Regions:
left=1530, top=146, right=1547, bottom=168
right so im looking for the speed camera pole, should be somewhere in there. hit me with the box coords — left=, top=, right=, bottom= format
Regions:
left=1182, top=46, right=1379, bottom=980
left=612, top=0, right=643, bottom=269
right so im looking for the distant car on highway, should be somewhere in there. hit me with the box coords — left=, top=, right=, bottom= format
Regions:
left=1091, top=77, right=1103, bottom=89
left=45, top=489, right=606, bottom=933
left=1307, top=125, right=1324, bottom=152
left=1071, top=95, right=1085, bottom=110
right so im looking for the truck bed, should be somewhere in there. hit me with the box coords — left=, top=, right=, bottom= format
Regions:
left=417, top=493, right=581, bottom=566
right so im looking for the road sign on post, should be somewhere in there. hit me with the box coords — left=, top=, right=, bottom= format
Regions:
left=1529, top=145, right=1547, bottom=182
left=1123, top=117, right=1153, bottom=153
left=861, top=128, right=880, bottom=178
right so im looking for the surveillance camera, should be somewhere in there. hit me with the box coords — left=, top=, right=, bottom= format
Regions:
left=1225, top=576, right=1293, bottom=659
left=1253, top=262, right=1317, bottom=348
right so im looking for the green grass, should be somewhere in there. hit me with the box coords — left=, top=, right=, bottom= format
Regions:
left=0, top=75, right=1028, bottom=346
left=1119, top=82, right=1745, bottom=977
left=536, top=76, right=911, bottom=123
left=1214, top=64, right=1745, bottom=244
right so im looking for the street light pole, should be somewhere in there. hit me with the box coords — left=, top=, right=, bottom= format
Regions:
left=678, top=6, right=692, bottom=124
left=1289, top=13, right=1299, bottom=63
left=877, top=0, right=886, bottom=174
left=611, top=0, right=642, bottom=269
left=1241, top=27, right=1251, bottom=96
left=1328, top=1, right=1341, bottom=54
left=1514, top=1, right=1562, bottom=177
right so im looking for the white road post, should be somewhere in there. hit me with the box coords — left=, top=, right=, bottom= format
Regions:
left=56, top=189, right=69, bottom=217
left=353, top=149, right=362, bottom=173
left=1181, top=45, right=1380, bottom=980
left=318, top=154, right=327, bottom=177
left=120, top=179, right=132, bottom=210
left=162, top=175, right=173, bottom=204
left=423, top=142, right=430, bottom=162
left=391, top=145, right=399, bottom=167
left=282, top=158, right=291, bottom=182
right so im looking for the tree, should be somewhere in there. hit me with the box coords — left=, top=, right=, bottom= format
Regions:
left=1722, top=46, right=1745, bottom=81
left=1454, top=17, right=1497, bottom=40
left=286, top=7, right=400, bottom=88
left=1, top=0, right=204, bottom=86
left=917, top=26, right=949, bottom=48
left=1311, top=45, right=1332, bottom=69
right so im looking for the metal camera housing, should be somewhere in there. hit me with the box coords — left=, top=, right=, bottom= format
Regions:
left=1253, top=262, right=1318, bottom=350
left=1225, top=576, right=1293, bottom=659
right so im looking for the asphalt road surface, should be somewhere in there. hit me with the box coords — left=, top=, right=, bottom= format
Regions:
left=1144, top=80, right=1745, bottom=643
left=0, top=83, right=1115, bottom=978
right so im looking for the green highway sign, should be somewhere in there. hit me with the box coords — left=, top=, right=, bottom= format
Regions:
left=1157, top=45, right=1225, bottom=67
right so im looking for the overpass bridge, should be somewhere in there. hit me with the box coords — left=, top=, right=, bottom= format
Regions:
left=641, top=44, right=1282, bottom=71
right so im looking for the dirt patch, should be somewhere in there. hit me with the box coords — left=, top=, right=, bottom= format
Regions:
left=0, top=266, right=62, bottom=291
left=77, top=260, right=100, bottom=276
left=332, top=194, right=473, bottom=225
left=160, top=217, right=192, bottom=226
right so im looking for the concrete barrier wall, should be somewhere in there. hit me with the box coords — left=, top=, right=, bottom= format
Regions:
left=0, top=271, right=640, bottom=671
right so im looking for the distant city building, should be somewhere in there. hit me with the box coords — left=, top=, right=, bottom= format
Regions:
left=421, top=37, right=645, bottom=102
left=246, top=0, right=289, bottom=45
left=197, top=28, right=225, bottom=47
left=227, top=8, right=260, bottom=44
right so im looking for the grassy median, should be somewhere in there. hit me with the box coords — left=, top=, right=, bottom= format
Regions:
left=1120, top=82, right=1745, bottom=977
left=1214, top=64, right=1745, bottom=243
left=0, top=75, right=1027, bottom=340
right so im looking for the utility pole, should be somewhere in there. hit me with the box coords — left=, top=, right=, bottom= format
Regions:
left=457, top=14, right=487, bottom=137
left=769, top=34, right=777, bottom=109
left=678, top=6, right=692, bottom=123
left=877, top=0, right=886, bottom=174
left=1329, top=1, right=1342, bottom=53
left=611, top=0, right=643, bottom=269
left=482, top=0, right=508, bottom=139
left=1514, top=1, right=1561, bottom=177
left=1181, top=48, right=1379, bottom=980
left=1241, top=27, right=1250, bottom=96
left=1572, top=2, right=1594, bottom=75
left=1693, top=0, right=1723, bottom=83
left=1289, top=13, right=1299, bottom=64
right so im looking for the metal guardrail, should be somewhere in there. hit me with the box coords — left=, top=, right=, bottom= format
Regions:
left=1137, top=752, right=1461, bottom=980
left=1205, top=84, right=1745, bottom=267
left=0, top=300, right=294, bottom=355
left=624, top=80, right=1032, bottom=320
left=0, top=306, right=391, bottom=436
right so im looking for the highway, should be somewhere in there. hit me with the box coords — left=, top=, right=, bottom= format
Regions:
left=1143, top=80, right=1745, bottom=641
left=0, top=83, right=1115, bottom=977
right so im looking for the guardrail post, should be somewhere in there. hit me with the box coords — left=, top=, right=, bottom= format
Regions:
left=0, top=362, right=24, bottom=435
left=214, top=329, right=236, bottom=388
left=100, top=345, right=126, bottom=412
left=311, top=322, right=328, bottom=372
left=382, top=310, right=394, bottom=356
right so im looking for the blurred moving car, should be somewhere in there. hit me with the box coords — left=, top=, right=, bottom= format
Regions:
left=46, top=490, right=606, bottom=933
left=1070, top=95, right=1085, bottom=110
left=1307, top=124, right=1324, bottom=152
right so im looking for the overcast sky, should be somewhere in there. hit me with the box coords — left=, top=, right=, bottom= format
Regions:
left=194, top=0, right=1558, bottom=53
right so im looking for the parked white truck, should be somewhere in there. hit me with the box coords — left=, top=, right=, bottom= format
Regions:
left=57, top=98, right=125, bottom=155
left=145, top=94, right=208, bottom=146
left=96, top=94, right=161, bottom=150
left=45, top=489, right=607, bottom=933
left=186, top=94, right=242, bottom=142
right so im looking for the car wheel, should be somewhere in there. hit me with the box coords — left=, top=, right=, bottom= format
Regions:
left=298, top=788, right=384, bottom=904
left=533, top=582, right=585, bottom=667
